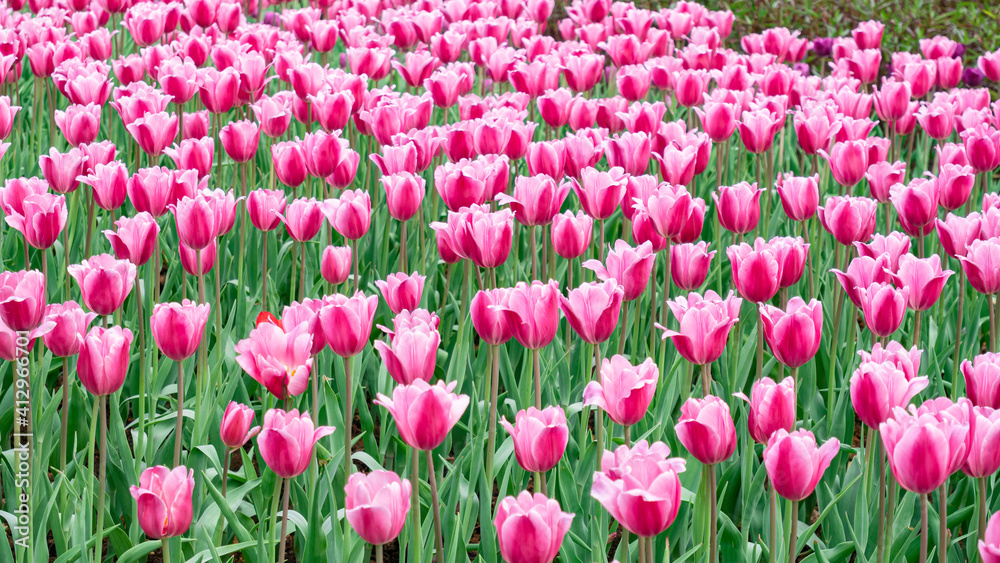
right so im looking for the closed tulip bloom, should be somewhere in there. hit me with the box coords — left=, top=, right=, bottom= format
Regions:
left=68, top=254, right=137, bottom=316
left=858, top=282, right=910, bottom=337
left=583, top=240, right=656, bottom=302
left=591, top=440, right=686, bottom=537
left=695, top=101, right=738, bottom=143
left=376, top=272, right=425, bottom=315
left=498, top=175, right=569, bottom=227
left=859, top=341, right=924, bottom=382
left=104, top=212, right=159, bottom=266
left=382, top=173, right=425, bottom=223
left=818, top=195, right=879, bottom=246
left=775, top=173, right=819, bottom=221
left=277, top=198, right=324, bottom=243
left=39, top=147, right=87, bottom=194
left=559, top=280, right=624, bottom=345
left=962, top=124, right=1000, bottom=173
left=375, top=379, right=469, bottom=451
left=764, top=429, right=840, bottom=501
left=78, top=326, right=134, bottom=396
left=727, top=238, right=782, bottom=303
left=638, top=183, right=702, bottom=243
left=676, top=395, right=737, bottom=465
left=526, top=141, right=567, bottom=181
left=856, top=232, right=911, bottom=272
left=671, top=242, right=714, bottom=291
left=961, top=238, right=1000, bottom=295
left=873, top=79, right=912, bottom=122
left=220, top=402, right=260, bottom=449
left=770, top=236, right=809, bottom=289
left=572, top=166, right=628, bottom=220
left=818, top=140, right=869, bottom=188
left=880, top=405, right=971, bottom=494
left=318, top=292, right=378, bottom=358
left=220, top=120, right=261, bottom=163
left=258, top=408, right=335, bottom=478
left=962, top=406, right=1000, bottom=478
left=0, top=270, right=47, bottom=331
left=252, top=96, right=292, bottom=139
left=551, top=210, right=593, bottom=259
left=374, top=323, right=440, bottom=385
left=735, top=376, right=796, bottom=444
left=499, top=280, right=561, bottom=350
left=916, top=100, right=957, bottom=141
left=127, top=111, right=178, bottom=157
left=463, top=207, right=515, bottom=269
left=605, top=131, right=652, bottom=177
left=55, top=103, right=101, bottom=147
left=890, top=254, right=953, bottom=311
left=962, top=353, right=1000, bottom=409
left=235, top=322, right=314, bottom=399
left=617, top=64, right=651, bottom=101
left=5, top=193, right=68, bottom=250
left=850, top=360, right=930, bottom=428
left=271, top=141, right=308, bottom=188
left=246, top=189, right=287, bottom=232
left=714, top=182, right=762, bottom=235
left=78, top=161, right=128, bottom=211
left=584, top=355, right=659, bottom=427
left=737, top=109, right=780, bottom=154
left=471, top=288, right=513, bottom=346
left=42, top=301, right=97, bottom=357
left=170, top=193, right=218, bottom=251
left=890, top=177, right=939, bottom=230
left=934, top=163, right=975, bottom=211
left=324, top=189, right=371, bottom=241
left=494, top=492, right=573, bottom=563
left=345, top=470, right=412, bottom=546
left=163, top=137, right=214, bottom=180
left=150, top=300, right=210, bottom=362
left=660, top=290, right=742, bottom=365
left=759, top=297, right=823, bottom=369
left=500, top=407, right=569, bottom=474
left=793, top=110, right=840, bottom=155
left=130, top=466, right=194, bottom=540
left=372, top=143, right=419, bottom=178
left=865, top=160, right=907, bottom=203
left=831, top=254, right=892, bottom=308
left=321, top=246, right=351, bottom=285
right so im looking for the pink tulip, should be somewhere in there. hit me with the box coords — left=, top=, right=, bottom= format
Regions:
left=39, top=147, right=87, bottom=194
left=42, top=301, right=96, bottom=358
left=584, top=355, right=658, bottom=427
left=857, top=282, right=910, bottom=337
left=880, top=404, right=971, bottom=494
left=494, top=492, right=573, bottom=563
left=571, top=166, right=627, bottom=221
left=375, top=379, right=469, bottom=451
left=469, top=288, right=512, bottom=346
left=345, top=470, right=412, bottom=546
left=855, top=232, right=911, bottom=273
left=163, top=137, right=214, bottom=180
left=376, top=272, right=425, bottom=315
left=961, top=238, right=1000, bottom=295
left=671, top=242, right=714, bottom=291
left=169, top=193, right=218, bottom=252
left=660, top=290, right=742, bottom=365
left=102, top=212, right=158, bottom=266
left=873, top=79, right=912, bottom=122
left=890, top=177, right=939, bottom=230
left=759, top=297, right=823, bottom=369
left=220, top=120, right=261, bottom=164
left=775, top=173, right=819, bottom=221
left=318, top=292, right=378, bottom=358
left=150, top=300, right=210, bottom=362
left=793, top=108, right=840, bottom=155
left=559, top=280, right=624, bottom=345
left=500, top=407, right=569, bottom=474
left=962, top=406, right=1000, bottom=478
left=676, top=395, right=737, bottom=465
left=962, top=124, right=1000, bottom=173
left=130, top=466, right=194, bottom=540
left=583, top=240, right=656, bottom=302
left=374, top=321, right=440, bottom=385
left=962, top=353, right=1000, bottom=409
left=727, top=238, right=782, bottom=303
left=54, top=103, right=101, bottom=147
left=850, top=360, right=930, bottom=428
left=252, top=96, right=292, bottom=139
left=498, top=280, right=561, bottom=350
left=551, top=210, right=593, bottom=259
left=127, top=111, right=178, bottom=157
left=320, top=246, right=351, bottom=285
left=276, top=198, right=324, bottom=243
left=68, top=254, right=136, bottom=316
left=381, top=172, right=425, bottom=223
left=234, top=321, right=313, bottom=399
left=737, top=108, right=780, bottom=154
left=764, top=429, right=840, bottom=501
left=324, top=189, right=371, bottom=241
left=735, top=376, right=796, bottom=444
left=0, top=270, right=47, bottom=332
left=819, top=140, right=870, bottom=188
left=695, top=100, right=738, bottom=143
left=498, top=175, right=569, bottom=228
left=714, top=182, right=762, bottom=235
left=258, top=408, right=335, bottom=478
left=78, top=326, right=134, bottom=396
left=245, top=189, right=286, bottom=233
left=270, top=142, right=307, bottom=188
left=591, top=440, right=686, bottom=537
left=936, top=163, right=976, bottom=211
left=917, top=99, right=957, bottom=141
left=890, top=254, right=953, bottom=311
left=220, top=402, right=260, bottom=449
left=818, top=195, right=879, bottom=246
left=865, top=160, right=906, bottom=203
left=4, top=193, right=68, bottom=250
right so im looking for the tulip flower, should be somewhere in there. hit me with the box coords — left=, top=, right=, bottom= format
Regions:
left=675, top=395, right=737, bottom=465
left=584, top=355, right=658, bottom=428
left=500, top=406, right=569, bottom=474
left=551, top=210, right=593, bottom=259
left=0, top=270, right=47, bottom=332
left=727, top=238, right=782, bottom=303
left=659, top=290, right=742, bottom=381
left=735, top=376, right=797, bottom=444
left=4, top=193, right=68, bottom=250
left=497, top=280, right=561, bottom=351
left=764, top=427, right=839, bottom=498
left=669, top=241, right=713, bottom=290
left=374, top=323, right=440, bottom=385
left=881, top=404, right=971, bottom=497
left=54, top=103, right=101, bottom=147
left=498, top=175, right=570, bottom=228
left=127, top=111, right=178, bottom=157
left=850, top=360, right=930, bottom=428
left=39, top=147, right=87, bottom=194
left=470, top=288, right=513, bottom=346
left=559, top=280, right=624, bottom=345
left=104, top=212, right=159, bottom=266
left=591, top=440, right=686, bottom=537
left=220, top=402, right=260, bottom=450
left=68, top=254, right=137, bottom=316
left=375, top=379, right=469, bottom=452
left=150, top=301, right=210, bottom=362
left=317, top=292, right=377, bottom=359
left=961, top=406, right=1000, bottom=479
left=857, top=282, right=910, bottom=338
left=819, top=140, right=870, bottom=188
left=494, top=492, right=574, bottom=563
left=324, top=189, right=372, bottom=241
left=759, top=297, right=823, bottom=371
left=583, top=240, right=656, bottom=302
left=890, top=254, right=953, bottom=313
left=774, top=173, right=819, bottom=221
left=271, top=141, right=307, bottom=188
left=321, top=246, right=351, bottom=286
left=179, top=240, right=217, bottom=276
left=170, top=193, right=219, bottom=252
left=818, top=195, right=879, bottom=246
left=890, top=178, right=940, bottom=233
left=960, top=238, right=1000, bottom=296
left=962, top=353, right=1000, bottom=409
left=42, top=301, right=96, bottom=358
left=713, top=182, right=762, bottom=235
left=865, top=160, right=907, bottom=203
left=130, top=466, right=194, bottom=540
left=234, top=321, right=314, bottom=400
left=345, top=471, right=412, bottom=548
left=258, top=408, right=335, bottom=478
left=78, top=326, right=133, bottom=397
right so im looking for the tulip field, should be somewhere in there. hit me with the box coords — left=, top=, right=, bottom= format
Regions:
left=5, top=0, right=1000, bottom=562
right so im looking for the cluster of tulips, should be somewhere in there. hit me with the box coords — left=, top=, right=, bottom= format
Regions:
left=3, top=0, right=1000, bottom=560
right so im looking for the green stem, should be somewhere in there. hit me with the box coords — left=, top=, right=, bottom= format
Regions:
left=532, top=348, right=541, bottom=409
left=980, top=477, right=989, bottom=551
left=769, top=484, right=777, bottom=563
left=951, top=268, right=965, bottom=400
left=787, top=499, right=798, bottom=563
left=161, top=540, right=171, bottom=563
left=709, top=463, right=718, bottom=563
left=344, top=355, right=353, bottom=478
left=938, top=483, right=947, bottom=563
left=277, top=478, right=291, bottom=563
left=95, top=395, right=108, bottom=563
left=173, top=361, right=184, bottom=466
left=425, top=451, right=445, bottom=563
left=411, top=447, right=423, bottom=563
left=920, top=494, right=928, bottom=563
left=485, top=344, right=500, bottom=481
left=877, top=434, right=886, bottom=563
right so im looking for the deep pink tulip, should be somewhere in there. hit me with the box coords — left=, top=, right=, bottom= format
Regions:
left=865, top=160, right=907, bottom=203
left=962, top=353, right=1000, bottom=409
left=563, top=130, right=604, bottom=179
left=770, top=236, right=809, bottom=289
left=104, top=212, right=159, bottom=266
left=374, top=323, right=440, bottom=385
left=571, top=166, right=627, bottom=221
left=281, top=300, right=326, bottom=357
left=890, top=254, right=953, bottom=311
left=375, top=379, right=469, bottom=451
left=169, top=193, right=218, bottom=251
left=850, top=359, right=929, bottom=428
left=938, top=213, right=982, bottom=260
left=917, top=99, right=957, bottom=141
left=676, top=395, right=737, bottom=465
left=591, top=440, right=686, bottom=537
left=324, top=189, right=372, bottom=241
left=130, top=466, right=194, bottom=540
left=727, top=238, right=781, bottom=303
left=498, top=175, right=569, bottom=228
left=198, top=67, right=240, bottom=115
left=858, top=282, right=910, bottom=337
left=461, top=207, right=515, bottom=269
left=247, top=189, right=287, bottom=233
left=526, top=141, right=566, bottom=181
left=5, top=192, right=68, bottom=250
left=270, top=142, right=307, bottom=189
left=583, top=240, right=655, bottom=302
left=695, top=101, right=738, bottom=143
left=39, top=147, right=86, bottom=194
left=735, top=376, right=796, bottom=444
left=873, top=79, right=912, bottom=122
left=818, top=195, right=879, bottom=246
left=764, top=429, right=839, bottom=501
left=737, top=108, right=780, bottom=154
left=962, top=124, right=1000, bottom=173
left=252, top=96, right=292, bottom=139
left=220, top=402, right=260, bottom=450
left=819, top=140, right=869, bottom=188
left=617, top=64, right=652, bottom=101
left=559, top=280, right=624, bottom=345
left=500, top=406, right=568, bottom=474
left=258, top=408, right=335, bottom=478
left=68, top=254, right=136, bottom=316
left=55, top=103, right=101, bottom=147
left=498, top=280, right=561, bottom=350
left=831, top=254, right=892, bottom=308
left=42, top=301, right=96, bottom=358
left=759, top=297, right=823, bottom=369
left=551, top=210, right=593, bottom=259
left=0, top=270, right=47, bottom=332
left=713, top=182, right=761, bottom=235
left=936, top=163, right=976, bottom=211
left=376, top=272, right=425, bottom=315
left=494, top=492, right=573, bottom=563
left=235, top=322, right=314, bottom=399
left=200, top=187, right=237, bottom=230
left=537, top=88, right=573, bottom=129
left=605, top=131, right=652, bottom=177
left=584, top=355, right=658, bottom=427
left=890, top=177, right=939, bottom=230
left=660, top=290, right=742, bottom=365
left=345, top=471, right=412, bottom=546
left=961, top=238, right=1000, bottom=295
left=277, top=198, right=324, bottom=243
left=220, top=120, right=261, bottom=164
left=127, top=111, right=178, bottom=157
left=471, top=288, right=513, bottom=346
left=126, top=167, right=195, bottom=219
left=856, top=232, right=911, bottom=272
left=164, top=137, right=214, bottom=180
left=78, top=325, right=133, bottom=396
left=381, top=173, right=425, bottom=223
left=773, top=173, right=819, bottom=221
left=318, top=292, right=378, bottom=358
left=880, top=404, right=971, bottom=494
left=671, top=242, right=714, bottom=291
left=320, top=246, right=351, bottom=285
left=150, top=300, right=210, bottom=362
left=963, top=406, right=1000, bottom=478
left=793, top=109, right=840, bottom=155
